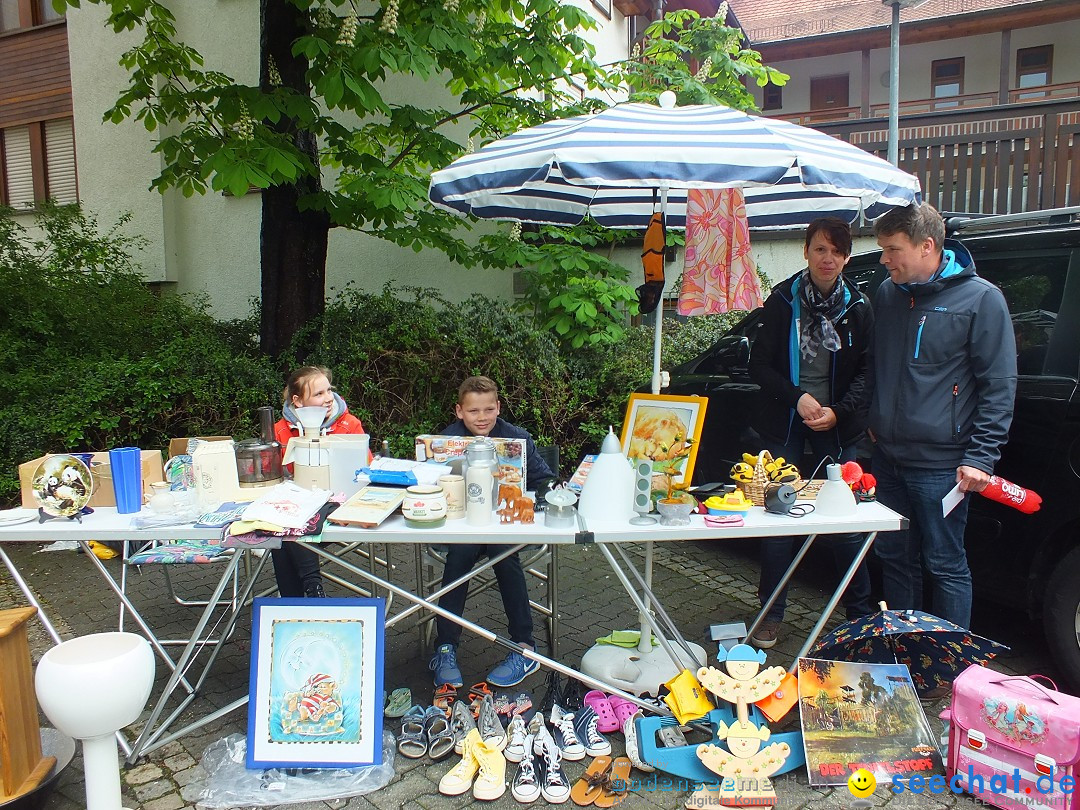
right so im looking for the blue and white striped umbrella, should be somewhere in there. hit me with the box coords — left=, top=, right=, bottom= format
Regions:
left=429, top=101, right=921, bottom=230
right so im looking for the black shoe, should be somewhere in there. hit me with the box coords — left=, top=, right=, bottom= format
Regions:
left=303, top=581, right=327, bottom=598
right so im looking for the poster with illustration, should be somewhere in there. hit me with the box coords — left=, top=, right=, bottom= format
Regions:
left=798, top=657, right=941, bottom=788
left=619, top=393, right=707, bottom=494
left=247, top=598, right=385, bottom=767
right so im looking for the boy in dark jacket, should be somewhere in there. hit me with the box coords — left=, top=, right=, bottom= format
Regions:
left=428, top=376, right=555, bottom=688
left=747, top=218, right=874, bottom=648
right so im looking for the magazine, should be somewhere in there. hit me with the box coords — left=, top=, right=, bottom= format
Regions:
left=797, top=657, right=942, bottom=788
left=567, top=454, right=596, bottom=493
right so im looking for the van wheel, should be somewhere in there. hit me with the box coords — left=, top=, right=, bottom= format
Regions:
left=1043, top=546, right=1080, bottom=690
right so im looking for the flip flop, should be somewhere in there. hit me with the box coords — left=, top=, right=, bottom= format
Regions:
left=511, top=691, right=534, bottom=718
left=593, top=756, right=632, bottom=808
left=583, top=690, right=620, bottom=733
left=570, top=754, right=613, bottom=806
left=384, top=687, right=412, bottom=718
left=493, top=693, right=513, bottom=717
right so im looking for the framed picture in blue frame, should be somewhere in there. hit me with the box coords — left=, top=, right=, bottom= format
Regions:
left=247, top=597, right=385, bottom=768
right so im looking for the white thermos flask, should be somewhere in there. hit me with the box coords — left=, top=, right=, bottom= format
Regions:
left=465, top=437, right=498, bottom=526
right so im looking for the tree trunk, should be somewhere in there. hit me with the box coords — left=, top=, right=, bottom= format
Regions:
left=260, top=0, right=330, bottom=360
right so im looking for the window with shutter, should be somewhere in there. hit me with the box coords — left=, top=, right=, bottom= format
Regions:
left=2, top=126, right=35, bottom=209
left=44, top=118, right=77, bottom=204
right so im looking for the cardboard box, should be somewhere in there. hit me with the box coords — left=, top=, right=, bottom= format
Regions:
left=414, top=434, right=528, bottom=489
left=167, top=436, right=232, bottom=460
left=19, top=450, right=165, bottom=509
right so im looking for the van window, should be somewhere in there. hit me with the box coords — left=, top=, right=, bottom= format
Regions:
left=976, top=255, right=1067, bottom=376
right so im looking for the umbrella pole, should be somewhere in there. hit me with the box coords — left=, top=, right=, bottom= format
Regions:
left=649, top=186, right=669, bottom=396
left=644, top=187, right=670, bottom=652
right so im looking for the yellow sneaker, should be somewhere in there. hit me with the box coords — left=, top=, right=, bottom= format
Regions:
left=471, top=737, right=507, bottom=801
left=439, top=728, right=480, bottom=796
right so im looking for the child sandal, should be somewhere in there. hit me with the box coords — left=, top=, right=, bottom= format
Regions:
left=433, top=683, right=457, bottom=714
left=570, top=754, right=613, bottom=806
left=397, top=705, right=428, bottom=759
left=511, top=691, right=534, bottom=718
left=424, top=705, right=456, bottom=761
left=583, top=690, right=620, bottom=733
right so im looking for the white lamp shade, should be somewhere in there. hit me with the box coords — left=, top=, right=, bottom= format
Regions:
left=578, top=452, right=635, bottom=522
left=35, top=633, right=155, bottom=740
left=815, top=464, right=858, bottom=516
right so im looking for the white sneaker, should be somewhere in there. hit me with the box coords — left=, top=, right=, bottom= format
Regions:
left=504, top=714, right=528, bottom=763
left=549, top=704, right=585, bottom=761
left=623, top=710, right=655, bottom=772
left=531, top=713, right=554, bottom=756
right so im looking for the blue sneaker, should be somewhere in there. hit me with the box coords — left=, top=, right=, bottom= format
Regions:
left=429, top=644, right=463, bottom=687
left=487, top=650, right=540, bottom=688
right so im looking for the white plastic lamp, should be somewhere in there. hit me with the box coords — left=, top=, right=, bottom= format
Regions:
left=35, top=633, right=155, bottom=810
left=815, top=463, right=858, bottom=516
left=577, top=426, right=635, bottom=523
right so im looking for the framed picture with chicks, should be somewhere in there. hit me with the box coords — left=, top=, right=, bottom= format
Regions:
left=620, top=393, right=708, bottom=494
left=247, top=597, right=385, bottom=767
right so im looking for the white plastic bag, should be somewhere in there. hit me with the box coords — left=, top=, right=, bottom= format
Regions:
left=195, top=731, right=396, bottom=807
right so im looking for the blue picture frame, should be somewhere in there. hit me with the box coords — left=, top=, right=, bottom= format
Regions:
left=247, top=597, right=385, bottom=768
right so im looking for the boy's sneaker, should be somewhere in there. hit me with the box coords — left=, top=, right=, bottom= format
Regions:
left=429, top=644, right=464, bottom=687
left=572, top=705, right=611, bottom=757
left=549, top=704, right=585, bottom=761
left=749, top=619, right=781, bottom=650
left=487, top=649, right=540, bottom=687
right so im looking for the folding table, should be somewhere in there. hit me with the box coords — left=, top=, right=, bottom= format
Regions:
left=0, top=500, right=906, bottom=761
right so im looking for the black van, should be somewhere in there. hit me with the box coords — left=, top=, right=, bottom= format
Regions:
left=665, top=207, right=1080, bottom=687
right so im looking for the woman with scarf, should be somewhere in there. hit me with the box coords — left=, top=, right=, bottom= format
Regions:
left=272, top=366, right=368, bottom=598
left=746, top=218, right=874, bottom=649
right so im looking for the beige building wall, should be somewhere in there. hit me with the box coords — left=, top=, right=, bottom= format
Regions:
left=63, top=3, right=632, bottom=318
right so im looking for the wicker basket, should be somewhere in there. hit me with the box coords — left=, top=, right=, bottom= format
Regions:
left=735, top=451, right=772, bottom=506
left=734, top=450, right=818, bottom=504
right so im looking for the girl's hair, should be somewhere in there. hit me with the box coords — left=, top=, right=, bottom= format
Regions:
left=284, top=366, right=332, bottom=406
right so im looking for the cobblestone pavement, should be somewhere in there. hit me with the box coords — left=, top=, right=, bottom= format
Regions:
left=0, top=532, right=1059, bottom=810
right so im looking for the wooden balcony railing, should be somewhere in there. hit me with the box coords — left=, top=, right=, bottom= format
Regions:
left=776, top=80, right=1080, bottom=127
left=809, top=97, right=1080, bottom=216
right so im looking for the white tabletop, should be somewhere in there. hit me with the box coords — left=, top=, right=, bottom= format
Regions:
left=0, top=501, right=906, bottom=545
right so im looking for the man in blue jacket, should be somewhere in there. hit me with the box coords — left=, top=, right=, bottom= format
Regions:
left=869, top=203, right=1016, bottom=633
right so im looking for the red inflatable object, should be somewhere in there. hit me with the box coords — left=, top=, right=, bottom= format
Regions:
left=980, top=475, right=1042, bottom=514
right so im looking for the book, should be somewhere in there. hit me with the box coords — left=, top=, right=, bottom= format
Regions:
left=797, top=657, right=942, bottom=788
left=327, top=485, right=407, bottom=528
left=567, top=454, right=596, bottom=493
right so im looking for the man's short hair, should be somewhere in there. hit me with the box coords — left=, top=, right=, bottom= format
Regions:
left=458, top=375, right=498, bottom=403
left=804, top=217, right=852, bottom=257
left=873, top=202, right=945, bottom=253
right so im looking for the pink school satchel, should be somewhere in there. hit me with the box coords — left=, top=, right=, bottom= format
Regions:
left=942, top=665, right=1080, bottom=810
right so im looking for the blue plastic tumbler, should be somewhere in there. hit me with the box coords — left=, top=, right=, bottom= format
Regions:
left=109, top=447, right=143, bottom=514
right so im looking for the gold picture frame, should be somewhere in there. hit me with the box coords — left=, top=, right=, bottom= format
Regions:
left=619, top=393, right=708, bottom=492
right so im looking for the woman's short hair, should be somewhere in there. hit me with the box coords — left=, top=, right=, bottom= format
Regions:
left=804, top=217, right=853, bottom=257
